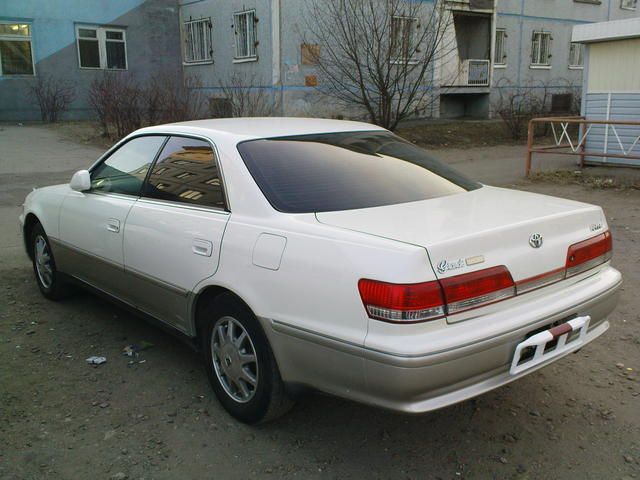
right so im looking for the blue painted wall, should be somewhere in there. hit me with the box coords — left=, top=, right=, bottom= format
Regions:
left=0, top=0, right=182, bottom=120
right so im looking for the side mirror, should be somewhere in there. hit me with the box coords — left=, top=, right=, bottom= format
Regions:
left=70, top=170, right=91, bottom=192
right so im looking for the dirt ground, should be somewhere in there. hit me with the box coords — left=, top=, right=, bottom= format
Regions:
left=1, top=124, right=639, bottom=480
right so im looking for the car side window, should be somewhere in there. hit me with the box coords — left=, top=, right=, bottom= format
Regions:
left=90, top=136, right=167, bottom=195
left=143, top=136, right=226, bottom=209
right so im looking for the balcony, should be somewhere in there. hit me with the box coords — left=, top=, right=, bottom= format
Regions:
left=442, top=59, right=490, bottom=87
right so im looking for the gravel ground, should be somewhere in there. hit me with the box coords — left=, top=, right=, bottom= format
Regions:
left=0, top=125, right=639, bottom=480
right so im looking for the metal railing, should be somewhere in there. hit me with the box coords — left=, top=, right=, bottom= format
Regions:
left=467, top=59, right=490, bottom=86
left=526, top=116, right=640, bottom=176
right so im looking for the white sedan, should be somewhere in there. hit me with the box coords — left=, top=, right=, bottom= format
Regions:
left=20, top=118, right=621, bottom=423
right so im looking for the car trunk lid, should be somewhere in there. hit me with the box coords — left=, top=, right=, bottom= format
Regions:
left=316, top=186, right=606, bottom=286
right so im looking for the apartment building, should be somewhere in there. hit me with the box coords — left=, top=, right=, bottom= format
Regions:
left=0, top=0, right=181, bottom=121
left=0, top=1, right=637, bottom=121
left=179, top=0, right=639, bottom=119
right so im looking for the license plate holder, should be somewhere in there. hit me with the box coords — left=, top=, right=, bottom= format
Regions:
left=510, top=315, right=591, bottom=375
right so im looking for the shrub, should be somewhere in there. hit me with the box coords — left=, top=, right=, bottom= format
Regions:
left=89, top=72, right=208, bottom=138
left=28, top=75, right=76, bottom=122
left=212, top=73, right=278, bottom=118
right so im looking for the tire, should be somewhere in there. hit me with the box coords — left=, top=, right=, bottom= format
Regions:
left=202, top=293, right=293, bottom=424
left=30, top=222, right=68, bottom=300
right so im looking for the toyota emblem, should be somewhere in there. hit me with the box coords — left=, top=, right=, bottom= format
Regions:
left=529, top=233, right=543, bottom=248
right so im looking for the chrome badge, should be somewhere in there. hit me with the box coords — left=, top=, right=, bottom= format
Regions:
left=437, top=258, right=465, bottom=274
left=529, top=233, right=543, bottom=249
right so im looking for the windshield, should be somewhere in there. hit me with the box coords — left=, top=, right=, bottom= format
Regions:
left=237, top=131, right=481, bottom=214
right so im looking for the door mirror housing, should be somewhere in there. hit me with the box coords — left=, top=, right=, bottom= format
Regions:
left=70, top=170, right=91, bottom=192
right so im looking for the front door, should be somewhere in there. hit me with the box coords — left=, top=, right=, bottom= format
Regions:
left=122, top=135, right=229, bottom=333
left=58, top=135, right=167, bottom=301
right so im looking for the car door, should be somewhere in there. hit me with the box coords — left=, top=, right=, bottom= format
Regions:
left=122, top=135, right=230, bottom=333
left=58, top=135, right=167, bottom=301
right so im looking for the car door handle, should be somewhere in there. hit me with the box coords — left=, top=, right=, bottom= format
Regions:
left=192, top=239, right=213, bottom=257
left=107, top=218, right=120, bottom=233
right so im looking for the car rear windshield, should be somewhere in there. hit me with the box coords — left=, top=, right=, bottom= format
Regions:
left=237, top=131, right=481, bottom=213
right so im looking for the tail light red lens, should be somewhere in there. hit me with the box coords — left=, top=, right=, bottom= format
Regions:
left=359, top=266, right=515, bottom=323
left=566, top=231, right=612, bottom=277
left=360, top=231, right=612, bottom=324
left=440, top=266, right=516, bottom=314
left=357, top=279, right=445, bottom=323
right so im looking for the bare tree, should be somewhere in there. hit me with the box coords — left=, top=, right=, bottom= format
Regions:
left=28, top=75, right=76, bottom=122
left=303, top=0, right=451, bottom=130
left=212, top=73, right=278, bottom=118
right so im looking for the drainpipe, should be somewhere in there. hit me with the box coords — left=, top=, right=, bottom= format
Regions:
left=516, top=0, right=524, bottom=87
left=271, top=0, right=284, bottom=115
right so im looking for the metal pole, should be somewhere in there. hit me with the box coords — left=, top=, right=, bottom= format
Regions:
left=526, top=119, right=534, bottom=177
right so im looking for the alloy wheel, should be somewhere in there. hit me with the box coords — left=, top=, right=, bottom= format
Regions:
left=211, top=316, right=259, bottom=403
left=34, top=235, right=53, bottom=289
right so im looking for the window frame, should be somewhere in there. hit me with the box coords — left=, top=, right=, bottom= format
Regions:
left=620, top=0, right=637, bottom=10
left=87, top=134, right=168, bottom=197
left=0, top=21, right=36, bottom=77
left=389, top=15, right=419, bottom=65
left=233, top=9, right=258, bottom=63
left=530, top=30, right=552, bottom=69
left=494, top=28, right=507, bottom=68
left=75, top=24, right=128, bottom=70
left=568, top=41, right=584, bottom=69
left=183, top=17, right=213, bottom=65
left=140, top=134, right=230, bottom=212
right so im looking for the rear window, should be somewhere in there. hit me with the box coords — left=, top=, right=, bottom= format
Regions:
left=237, top=131, right=481, bottom=213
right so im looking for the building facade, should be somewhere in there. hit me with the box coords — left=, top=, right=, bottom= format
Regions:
left=0, top=0, right=638, bottom=121
left=179, top=0, right=639, bottom=119
left=0, top=0, right=182, bottom=121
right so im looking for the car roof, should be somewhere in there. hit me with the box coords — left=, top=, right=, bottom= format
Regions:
left=135, top=117, right=387, bottom=141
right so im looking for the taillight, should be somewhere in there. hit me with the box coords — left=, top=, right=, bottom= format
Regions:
left=566, top=231, right=612, bottom=277
left=359, top=266, right=515, bottom=323
left=357, top=279, right=445, bottom=323
left=440, top=266, right=516, bottom=314
left=360, top=231, right=613, bottom=324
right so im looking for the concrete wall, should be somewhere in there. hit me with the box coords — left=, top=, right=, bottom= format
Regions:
left=179, top=0, right=275, bottom=102
left=0, top=0, right=182, bottom=121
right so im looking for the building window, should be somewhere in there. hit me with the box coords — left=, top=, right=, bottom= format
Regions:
left=76, top=26, right=127, bottom=70
left=0, top=23, right=34, bottom=75
left=390, top=16, right=417, bottom=63
left=569, top=42, right=584, bottom=68
left=531, top=31, right=552, bottom=67
left=233, top=10, right=257, bottom=61
left=183, top=18, right=212, bottom=64
left=494, top=28, right=507, bottom=66
left=621, top=0, right=637, bottom=9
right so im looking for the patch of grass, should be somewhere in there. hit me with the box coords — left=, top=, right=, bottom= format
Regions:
left=396, top=120, right=523, bottom=149
left=529, top=170, right=640, bottom=190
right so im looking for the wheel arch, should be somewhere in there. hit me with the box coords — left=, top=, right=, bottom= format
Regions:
left=23, top=213, right=41, bottom=260
left=192, top=285, right=258, bottom=344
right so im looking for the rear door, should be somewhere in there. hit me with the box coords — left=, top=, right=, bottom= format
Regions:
left=122, top=135, right=229, bottom=333
left=58, top=135, right=167, bottom=300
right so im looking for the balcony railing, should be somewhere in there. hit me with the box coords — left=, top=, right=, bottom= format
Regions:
left=443, top=59, right=490, bottom=87
left=467, top=60, right=490, bottom=86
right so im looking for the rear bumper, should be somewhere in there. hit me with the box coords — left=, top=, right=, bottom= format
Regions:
left=361, top=266, right=621, bottom=413
left=267, top=265, right=621, bottom=413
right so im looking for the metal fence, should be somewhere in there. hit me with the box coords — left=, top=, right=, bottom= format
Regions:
left=526, top=116, right=640, bottom=176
